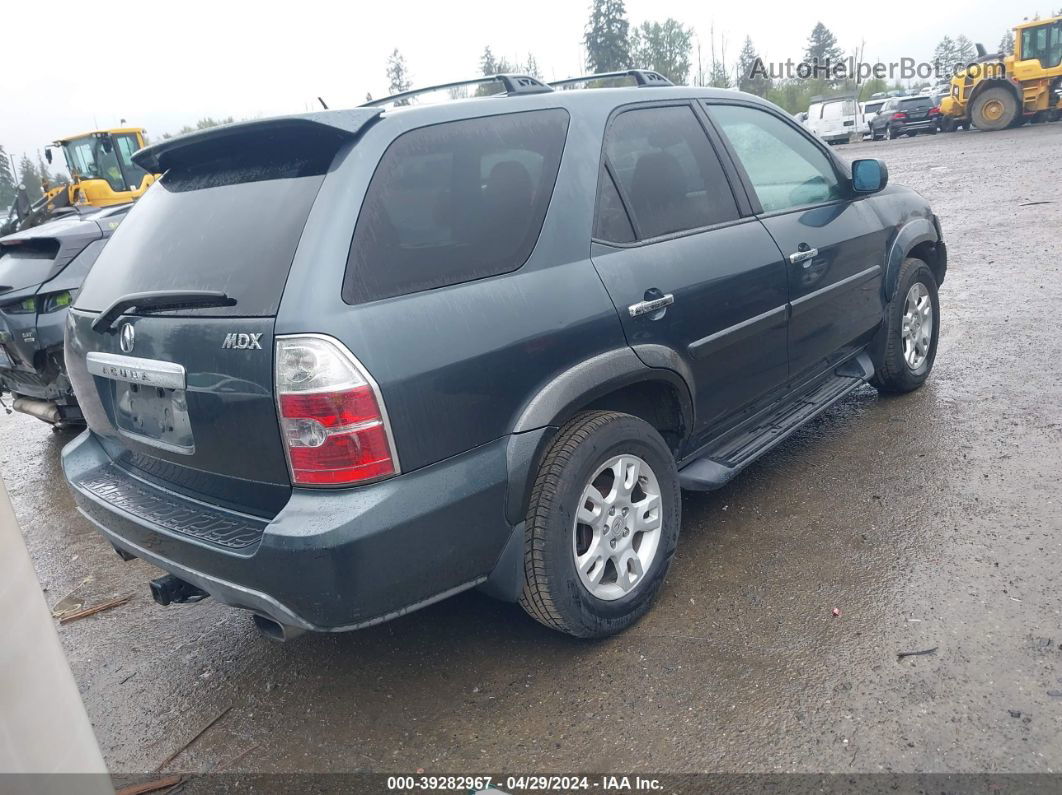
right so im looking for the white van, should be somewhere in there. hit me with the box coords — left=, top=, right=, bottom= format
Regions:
left=806, top=96, right=863, bottom=144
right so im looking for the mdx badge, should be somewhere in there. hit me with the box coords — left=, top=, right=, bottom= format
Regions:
left=222, top=332, right=263, bottom=350
left=119, top=323, right=135, bottom=353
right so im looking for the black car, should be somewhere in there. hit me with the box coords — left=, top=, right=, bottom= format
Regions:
left=61, top=71, right=946, bottom=641
left=0, top=205, right=128, bottom=425
left=870, top=95, right=942, bottom=140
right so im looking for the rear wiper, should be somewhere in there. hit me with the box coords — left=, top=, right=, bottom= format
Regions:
left=92, top=290, right=236, bottom=332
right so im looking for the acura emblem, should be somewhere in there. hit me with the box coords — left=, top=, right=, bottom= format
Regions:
left=119, top=323, right=135, bottom=353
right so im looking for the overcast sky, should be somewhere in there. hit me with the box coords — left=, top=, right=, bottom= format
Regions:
left=0, top=0, right=1044, bottom=169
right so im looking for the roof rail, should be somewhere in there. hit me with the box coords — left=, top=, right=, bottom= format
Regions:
left=361, top=74, right=552, bottom=107
left=549, top=70, right=673, bottom=89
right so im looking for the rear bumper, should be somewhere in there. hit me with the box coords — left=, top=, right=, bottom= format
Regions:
left=896, top=120, right=937, bottom=133
left=62, top=430, right=515, bottom=631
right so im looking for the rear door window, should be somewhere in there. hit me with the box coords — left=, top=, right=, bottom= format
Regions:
left=343, top=108, right=569, bottom=305
left=74, top=133, right=337, bottom=317
left=602, top=105, right=739, bottom=240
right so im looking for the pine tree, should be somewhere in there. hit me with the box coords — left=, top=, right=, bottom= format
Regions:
left=933, top=36, right=959, bottom=77
left=525, top=53, right=540, bottom=78
left=386, top=48, right=412, bottom=104
left=998, top=30, right=1014, bottom=56
left=480, top=45, right=500, bottom=76
left=736, top=36, right=770, bottom=97
left=954, top=35, right=976, bottom=65
left=584, top=0, right=631, bottom=73
left=629, top=19, right=693, bottom=85
left=0, top=146, right=16, bottom=209
left=18, top=155, right=43, bottom=202
left=804, top=22, right=843, bottom=73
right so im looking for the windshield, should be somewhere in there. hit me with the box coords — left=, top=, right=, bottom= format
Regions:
left=62, top=135, right=126, bottom=192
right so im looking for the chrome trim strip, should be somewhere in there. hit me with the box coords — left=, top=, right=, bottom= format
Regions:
left=688, top=305, right=788, bottom=358
left=85, top=352, right=186, bottom=390
left=790, top=265, right=882, bottom=311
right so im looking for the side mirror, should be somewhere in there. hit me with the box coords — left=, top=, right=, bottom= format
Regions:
left=45, top=149, right=52, bottom=164
left=852, top=159, right=889, bottom=194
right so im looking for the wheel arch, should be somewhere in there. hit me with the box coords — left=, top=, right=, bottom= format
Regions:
left=504, top=347, right=694, bottom=527
left=884, top=218, right=945, bottom=299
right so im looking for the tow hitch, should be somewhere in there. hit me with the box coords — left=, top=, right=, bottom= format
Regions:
left=149, top=574, right=208, bottom=606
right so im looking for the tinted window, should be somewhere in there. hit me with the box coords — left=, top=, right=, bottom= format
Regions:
left=899, top=98, right=933, bottom=110
left=0, top=241, right=59, bottom=293
left=343, top=109, right=569, bottom=305
left=75, top=133, right=336, bottom=316
left=593, top=169, right=635, bottom=243
left=605, top=106, right=738, bottom=239
left=114, top=133, right=151, bottom=189
left=709, top=104, right=843, bottom=213
left=1022, top=21, right=1062, bottom=67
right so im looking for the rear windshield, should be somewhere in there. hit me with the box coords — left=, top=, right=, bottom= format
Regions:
left=0, top=240, right=59, bottom=294
left=74, top=134, right=335, bottom=317
left=900, top=98, right=933, bottom=110
left=343, top=108, right=569, bottom=305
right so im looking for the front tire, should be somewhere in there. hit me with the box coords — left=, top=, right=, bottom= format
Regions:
left=972, top=86, right=1019, bottom=131
left=871, top=258, right=940, bottom=393
left=519, top=411, right=681, bottom=638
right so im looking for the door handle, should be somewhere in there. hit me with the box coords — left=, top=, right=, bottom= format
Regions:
left=788, top=247, right=819, bottom=267
left=628, top=293, right=674, bottom=318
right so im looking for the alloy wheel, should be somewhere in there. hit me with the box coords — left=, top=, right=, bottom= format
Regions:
left=901, top=282, right=933, bottom=370
left=572, top=454, right=663, bottom=601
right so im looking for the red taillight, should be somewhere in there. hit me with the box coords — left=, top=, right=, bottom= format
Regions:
left=276, top=336, right=398, bottom=487
left=892, top=112, right=908, bottom=120
left=929, top=106, right=940, bottom=116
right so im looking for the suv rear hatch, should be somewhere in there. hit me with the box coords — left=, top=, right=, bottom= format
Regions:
left=899, top=97, right=934, bottom=121
left=65, top=112, right=380, bottom=517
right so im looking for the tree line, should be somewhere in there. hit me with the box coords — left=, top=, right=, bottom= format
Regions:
left=0, top=147, right=67, bottom=209
left=380, top=2, right=1062, bottom=116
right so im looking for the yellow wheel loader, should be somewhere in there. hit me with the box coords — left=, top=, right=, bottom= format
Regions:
left=940, top=15, right=1062, bottom=132
left=5, top=128, right=159, bottom=233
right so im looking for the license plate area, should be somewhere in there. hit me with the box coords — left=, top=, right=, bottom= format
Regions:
left=86, top=352, right=195, bottom=454
left=114, top=381, right=194, bottom=454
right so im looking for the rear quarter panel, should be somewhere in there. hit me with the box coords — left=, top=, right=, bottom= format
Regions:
left=277, top=101, right=629, bottom=472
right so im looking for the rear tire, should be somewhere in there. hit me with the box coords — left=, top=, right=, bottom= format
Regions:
left=971, top=86, right=1019, bottom=131
left=870, top=258, right=940, bottom=394
left=519, top=411, right=681, bottom=638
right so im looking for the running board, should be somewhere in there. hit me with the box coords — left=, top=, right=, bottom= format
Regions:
left=678, top=353, right=873, bottom=491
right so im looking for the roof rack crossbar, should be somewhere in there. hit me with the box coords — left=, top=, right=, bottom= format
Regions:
left=548, top=69, right=673, bottom=89
left=361, top=74, right=552, bottom=107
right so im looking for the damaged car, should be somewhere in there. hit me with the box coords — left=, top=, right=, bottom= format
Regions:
left=0, top=205, right=129, bottom=426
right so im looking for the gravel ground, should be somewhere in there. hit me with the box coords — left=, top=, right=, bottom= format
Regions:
left=3, top=121, right=1061, bottom=777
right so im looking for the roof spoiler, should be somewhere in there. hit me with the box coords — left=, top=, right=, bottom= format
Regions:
left=133, top=109, right=383, bottom=172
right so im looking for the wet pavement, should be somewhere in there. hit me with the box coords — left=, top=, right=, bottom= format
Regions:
left=3, top=122, right=1061, bottom=775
